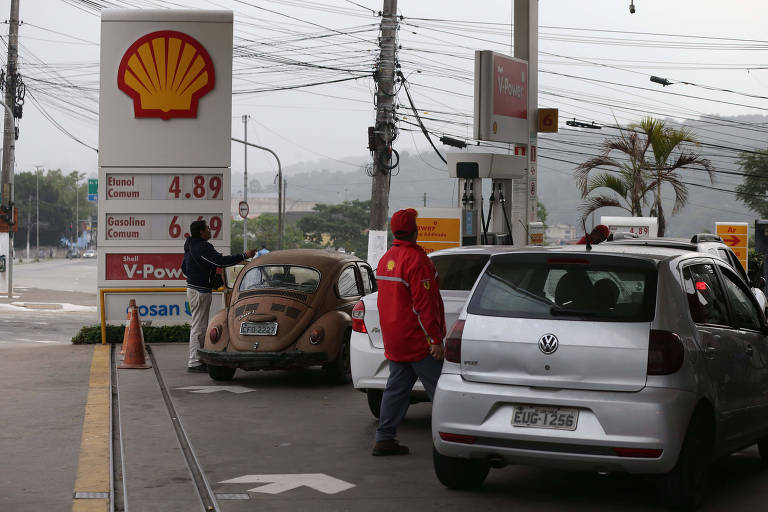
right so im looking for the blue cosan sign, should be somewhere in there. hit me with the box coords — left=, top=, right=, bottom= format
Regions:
left=126, top=302, right=192, bottom=318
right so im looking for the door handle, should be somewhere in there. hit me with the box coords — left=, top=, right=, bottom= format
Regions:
left=703, top=346, right=717, bottom=358
left=746, top=344, right=754, bottom=356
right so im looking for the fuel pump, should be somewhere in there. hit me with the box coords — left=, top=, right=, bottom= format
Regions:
left=447, top=152, right=529, bottom=246
left=460, top=177, right=482, bottom=246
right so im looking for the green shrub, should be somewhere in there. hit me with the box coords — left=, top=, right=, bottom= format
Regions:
left=72, top=324, right=191, bottom=344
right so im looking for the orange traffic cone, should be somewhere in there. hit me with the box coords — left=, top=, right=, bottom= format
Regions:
left=121, top=299, right=137, bottom=355
left=118, top=299, right=151, bottom=369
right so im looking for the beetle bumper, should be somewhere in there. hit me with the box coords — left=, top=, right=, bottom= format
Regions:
left=197, top=348, right=329, bottom=370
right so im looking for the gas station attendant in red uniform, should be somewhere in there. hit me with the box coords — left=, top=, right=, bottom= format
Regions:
left=372, top=208, right=446, bottom=456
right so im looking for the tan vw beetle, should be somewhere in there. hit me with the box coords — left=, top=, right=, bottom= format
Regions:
left=199, top=249, right=377, bottom=383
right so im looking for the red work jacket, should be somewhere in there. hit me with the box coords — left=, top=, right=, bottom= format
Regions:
left=376, top=240, right=446, bottom=362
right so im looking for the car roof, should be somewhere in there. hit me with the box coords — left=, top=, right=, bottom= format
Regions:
left=604, top=237, right=737, bottom=254
left=245, top=248, right=364, bottom=275
left=485, top=243, right=701, bottom=264
left=429, top=245, right=516, bottom=258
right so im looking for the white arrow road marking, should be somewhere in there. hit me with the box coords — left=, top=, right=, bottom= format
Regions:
left=176, top=386, right=255, bottom=394
left=219, top=474, right=355, bottom=495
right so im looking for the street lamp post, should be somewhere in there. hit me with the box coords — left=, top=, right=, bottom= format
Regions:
left=75, top=174, right=79, bottom=250
left=230, top=137, right=284, bottom=249
left=34, top=166, right=41, bottom=257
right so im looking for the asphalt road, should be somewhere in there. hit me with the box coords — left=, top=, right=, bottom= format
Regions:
left=118, top=345, right=768, bottom=512
left=4, top=260, right=768, bottom=510
left=0, top=258, right=98, bottom=345
left=12, top=257, right=97, bottom=292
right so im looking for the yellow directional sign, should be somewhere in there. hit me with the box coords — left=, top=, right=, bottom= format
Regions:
left=537, top=108, right=558, bottom=133
left=716, top=222, right=749, bottom=272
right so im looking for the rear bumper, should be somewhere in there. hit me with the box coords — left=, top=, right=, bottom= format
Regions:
left=350, top=330, right=425, bottom=393
left=432, top=374, right=698, bottom=474
left=198, top=348, right=328, bottom=370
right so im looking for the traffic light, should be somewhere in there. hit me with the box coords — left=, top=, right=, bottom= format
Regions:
left=0, top=206, right=19, bottom=233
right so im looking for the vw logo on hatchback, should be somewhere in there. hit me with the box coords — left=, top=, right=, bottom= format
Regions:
left=538, top=334, right=559, bottom=355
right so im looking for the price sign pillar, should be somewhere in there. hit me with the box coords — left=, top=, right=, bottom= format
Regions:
left=97, top=10, right=233, bottom=326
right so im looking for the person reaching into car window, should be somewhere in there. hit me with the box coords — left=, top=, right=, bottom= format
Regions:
left=181, top=220, right=256, bottom=373
left=372, top=208, right=446, bottom=456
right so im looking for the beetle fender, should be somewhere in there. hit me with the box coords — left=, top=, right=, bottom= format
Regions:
left=295, top=309, right=350, bottom=359
left=204, top=308, right=230, bottom=351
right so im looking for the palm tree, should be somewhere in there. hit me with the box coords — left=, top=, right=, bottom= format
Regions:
left=575, top=117, right=715, bottom=236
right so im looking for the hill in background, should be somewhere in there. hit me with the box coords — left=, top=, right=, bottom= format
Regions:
left=231, top=114, right=768, bottom=237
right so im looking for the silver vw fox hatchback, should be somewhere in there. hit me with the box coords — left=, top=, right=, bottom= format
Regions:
left=432, top=245, right=768, bottom=511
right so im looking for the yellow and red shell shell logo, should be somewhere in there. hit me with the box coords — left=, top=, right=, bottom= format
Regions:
left=117, top=30, right=215, bottom=120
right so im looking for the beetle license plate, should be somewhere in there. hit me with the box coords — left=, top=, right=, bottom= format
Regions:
left=240, top=321, right=278, bottom=336
left=512, top=405, right=578, bottom=431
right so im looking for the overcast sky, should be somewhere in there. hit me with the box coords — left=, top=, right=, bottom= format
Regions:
left=3, top=0, right=768, bottom=188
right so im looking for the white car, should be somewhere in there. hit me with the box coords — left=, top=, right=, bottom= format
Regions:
left=608, top=235, right=768, bottom=313
left=82, top=249, right=97, bottom=259
left=350, top=246, right=501, bottom=417
left=432, top=244, right=768, bottom=510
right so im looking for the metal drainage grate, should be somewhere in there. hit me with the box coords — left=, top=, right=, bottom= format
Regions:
left=215, top=493, right=251, bottom=500
left=73, top=492, right=109, bottom=499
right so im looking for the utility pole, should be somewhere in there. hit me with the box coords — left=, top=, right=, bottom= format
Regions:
left=1, top=0, right=19, bottom=208
left=242, top=114, right=249, bottom=252
left=368, top=0, right=398, bottom=231
left=423, top=192, right=427, bottom=207
left=2, top=0, right=20, bottom=298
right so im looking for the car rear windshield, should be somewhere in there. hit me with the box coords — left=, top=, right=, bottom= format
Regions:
left=431, top=253, right=490, bottom=291
left=239, top=265, right=321, bottom=294
left=467, top=253, right=657, bottom=321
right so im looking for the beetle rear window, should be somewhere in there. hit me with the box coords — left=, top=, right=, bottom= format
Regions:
left=467, top=254, right=657, bottom=321
left=239, top=265, right=321, bottom=294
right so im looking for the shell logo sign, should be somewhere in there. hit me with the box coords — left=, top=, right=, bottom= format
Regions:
left=117, top=30, right=215, bottom=120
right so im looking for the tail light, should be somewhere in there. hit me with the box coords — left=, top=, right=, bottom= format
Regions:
left=445, top=320, right=465, bottom=363
left=208, top=326, right=221, bottom=343
left=352, top=300, right=366, bottom=333
left=614, top=447, right=663, bottom=458
left=647, top=330, right=684, bottom=375
left=439, top=432, right=477, bottom=444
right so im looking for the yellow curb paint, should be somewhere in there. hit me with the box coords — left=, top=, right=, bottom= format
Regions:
left=72, top=344, right=110, bottom=512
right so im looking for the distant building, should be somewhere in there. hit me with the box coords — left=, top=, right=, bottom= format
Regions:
left=545, top=223, right=578, bottom=245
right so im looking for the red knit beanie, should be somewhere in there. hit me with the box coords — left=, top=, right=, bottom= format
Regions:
left=390, top=208, right=418, bottom=238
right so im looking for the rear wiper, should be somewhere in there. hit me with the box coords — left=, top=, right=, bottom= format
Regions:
left=550, top=306, right=597, bottom=317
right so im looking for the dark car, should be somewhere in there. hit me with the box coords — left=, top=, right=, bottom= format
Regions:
left=198, top=249, right=377, bottom=383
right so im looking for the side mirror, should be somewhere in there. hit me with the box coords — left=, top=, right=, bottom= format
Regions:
left=754, top=276, right=766, bottom=290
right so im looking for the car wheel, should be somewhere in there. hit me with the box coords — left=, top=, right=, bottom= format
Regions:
left=325, top=331, right=352, bottom=384
left=433, top=447, right=490, bottom=490
left=656, top=408, right=713, bottom=511
left=208, top=365, right=236, bottom=381
left=367, top=390, right=382, bottom=418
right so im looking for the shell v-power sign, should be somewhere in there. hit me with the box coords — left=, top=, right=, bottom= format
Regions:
left=97, top=10, right=233, bottom=326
